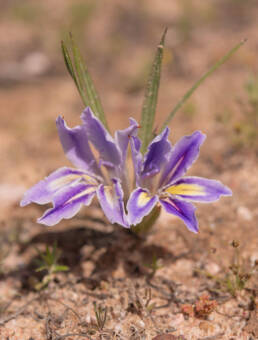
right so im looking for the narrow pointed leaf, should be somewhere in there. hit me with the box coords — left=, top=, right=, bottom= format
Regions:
left=54, top=265, right=69, bottom=272
left=61, top=39, right=88, bottom=106
left=139, top=28, right=167, bottom=153
left=160, top=39, right=247, bottom=132
left=35, top=266, right=48, bottom=273
left=69, top=33, right=108, bottom=130
left=61, top=34, right=109, bottom=131
left=61, top=41, right=77, bottom=84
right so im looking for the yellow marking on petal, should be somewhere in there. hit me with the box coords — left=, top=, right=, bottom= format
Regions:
left=138, top=192, right=152, bottom=207
left=82, top=174, right=98, bottom=184
left=50, top=174, right=81, bottom=190
left=50, top=173, right=98, bottom=191
left=165, top=183, right=205, bottom=196
left=104, top=186, right=115, bottom=207
left=66, top=186, right=96, bottom=204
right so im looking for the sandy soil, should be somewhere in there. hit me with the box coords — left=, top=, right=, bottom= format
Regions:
left=0, top=1, right=257, bottom=339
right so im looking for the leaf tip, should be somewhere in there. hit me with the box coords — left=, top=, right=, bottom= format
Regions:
left=160, top=27, right=168, bottom=44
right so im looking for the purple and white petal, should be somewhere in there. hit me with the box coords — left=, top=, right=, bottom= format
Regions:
left=142, top=127, right=172, bottom=178
left=127, top=187, right=158, bottom=226
left=129, top=135, right=143, bottom=186
left=81, top=107, right=121, bottom=166
left=56, top=116, right=100, bottom=174
left=115, top=118, right=139, bottom=166
left=165, top=176, right=232, bottom=202
left=159, top=197, right=198, bottom=233
left=20, top=167, right=96, bottom=207
left=160, top=131, right=206, bottom=186
left=97, top=179, right=129, bottom=228
left=38, top=182, right=96, bottom=226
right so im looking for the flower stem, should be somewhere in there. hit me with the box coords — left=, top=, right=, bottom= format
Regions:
left=131, top=205, right=161, bottom=235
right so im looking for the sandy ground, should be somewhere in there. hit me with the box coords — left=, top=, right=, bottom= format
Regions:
left=0, top=1, right=257, bottom=339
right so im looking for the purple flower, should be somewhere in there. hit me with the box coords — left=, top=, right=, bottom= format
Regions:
left=21, top=107, right=231, bottom=233
left=20, top=107, right=139, bottom=228
left=127, top=128, right=232, bottom=233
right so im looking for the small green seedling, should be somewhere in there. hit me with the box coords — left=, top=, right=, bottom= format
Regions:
left=34, top=242, right=69, bottom=290
left=221, top=240, right=253, bottom=297
left=128, top=287, right=156, bottom=315
left=196, top=240, right=256, bottom=297
left=93, top=302, right=108, bottom=331
left=143, top=287, right=156, bottom=313
left=144, top=254, right=163, bottom=278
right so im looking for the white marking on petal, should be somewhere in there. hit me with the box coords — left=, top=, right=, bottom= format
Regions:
left=103, top=186, right=115, bottom=207
left=49, top=174, right=79, bottom=190
left=49, top=173, right=97, bottom=191
left=66, top=186, right=96, bottom=204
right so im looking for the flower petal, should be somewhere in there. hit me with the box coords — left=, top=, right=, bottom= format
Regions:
left=56, top=116, right=100, bottom=174
left=142, top=127, right=172, bottom=178
left=161, top=131, right=206, bottom=186
left=115, top=118, right=139, bottom=166
left=129, top=135, right=143, bottom=186
left=165, top=176, right=232, bottom=202
left=20, top=167, right=98, bottom=206
left=38, top=182, right=96, bottom=226
left=81, top=107, right=121, bottom=166
left=159, top=197, right=198, bottom=233
left=97, top=179, right=129, bottom=228
left=127, top=188, right=158, bottom=226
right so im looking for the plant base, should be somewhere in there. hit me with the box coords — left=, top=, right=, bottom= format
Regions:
left=131, top=205, right=161, bottom=235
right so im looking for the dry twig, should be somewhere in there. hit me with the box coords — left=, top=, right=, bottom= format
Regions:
left=0, top=296, right=38, bottom=326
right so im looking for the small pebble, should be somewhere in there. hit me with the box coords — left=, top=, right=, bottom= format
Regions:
left=237, top=206, right=252, bottom=221
left=205, top=262, right=220, bottom=275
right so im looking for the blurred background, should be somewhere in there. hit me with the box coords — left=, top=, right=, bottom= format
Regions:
left=0, top=0, right=258, bottom=212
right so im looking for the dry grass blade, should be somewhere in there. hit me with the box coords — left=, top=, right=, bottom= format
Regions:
left=160, top=39, right=247, bottom=132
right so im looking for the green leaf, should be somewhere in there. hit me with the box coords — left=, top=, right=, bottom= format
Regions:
left=160, top=39, right=247, bottom=132
left=61, top=39, right=87, bottom=105
left=35, top=265, right=48, bottom=273
left=139, top=28, right=167, bottom=153
left=53, top=265, right=69, bottom=273
left=61, top=40, right=77, bottom=83
left=61, top=33, right=109, bottom=130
